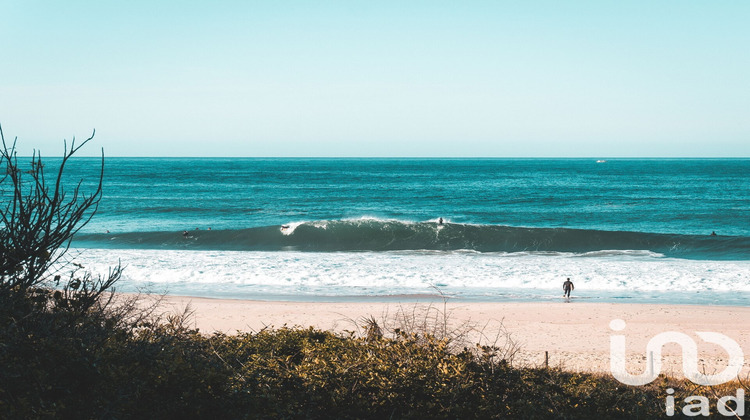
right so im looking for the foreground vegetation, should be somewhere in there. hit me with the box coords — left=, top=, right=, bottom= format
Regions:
left=1, top=129, right=746, bottom=418
left=2, top=290, right=748, bottom=419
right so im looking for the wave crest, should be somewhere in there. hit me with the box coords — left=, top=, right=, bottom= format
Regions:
left=73, top=218, right=750, bottom=259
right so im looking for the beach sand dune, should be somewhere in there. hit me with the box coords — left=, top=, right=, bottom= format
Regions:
left=152, top=296, right=750, bottom=380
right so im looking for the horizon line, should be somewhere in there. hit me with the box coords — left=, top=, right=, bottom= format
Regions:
left=50, top=155, right=750, bottom=159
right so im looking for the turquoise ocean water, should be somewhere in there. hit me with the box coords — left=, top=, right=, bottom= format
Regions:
left=60, top=158, right=750, bottom=305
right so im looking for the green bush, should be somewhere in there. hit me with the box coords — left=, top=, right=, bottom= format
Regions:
left=4, top=288, right=750, bottom=419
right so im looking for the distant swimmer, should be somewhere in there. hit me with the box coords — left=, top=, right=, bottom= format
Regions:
left=438, top=218, right=443, bottom=225
left=711, top=231, right=717, bottom=236
left=280, top=225, right=290, bottom=231
left=563, top=278, right=574, bottom=300
left=182, top=230, right=189, bottom=237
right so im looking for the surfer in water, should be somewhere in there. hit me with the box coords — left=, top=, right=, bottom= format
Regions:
left=563, top=278, right=574, bottom=300
left=438, top=217, right=443, bottom=225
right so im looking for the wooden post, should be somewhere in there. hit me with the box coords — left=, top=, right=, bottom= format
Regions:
left=545, top=351, right=549, bottom=369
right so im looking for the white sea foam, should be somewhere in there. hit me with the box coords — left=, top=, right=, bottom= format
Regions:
left=66, top=248, right=750, bottom=304
left=281, top=221, right=311, bottom=235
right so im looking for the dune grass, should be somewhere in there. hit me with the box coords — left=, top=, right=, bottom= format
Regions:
left=4, top=285, right=748, bottom=419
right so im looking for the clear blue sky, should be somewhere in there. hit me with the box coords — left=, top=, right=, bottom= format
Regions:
left=1, top=1, right=749, bottom=157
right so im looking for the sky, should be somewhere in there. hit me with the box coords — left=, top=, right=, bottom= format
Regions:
left=1, top=1, right=749, bottom=157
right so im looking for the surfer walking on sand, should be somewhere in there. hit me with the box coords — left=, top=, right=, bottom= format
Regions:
left=563, top=278, right=574, bottom=300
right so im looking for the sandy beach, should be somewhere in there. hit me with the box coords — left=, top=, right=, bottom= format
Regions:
left=152, top=295, right=750, bottom=380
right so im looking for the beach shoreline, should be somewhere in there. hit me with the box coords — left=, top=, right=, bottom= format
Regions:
left=148, top=294, right=750, bottom=379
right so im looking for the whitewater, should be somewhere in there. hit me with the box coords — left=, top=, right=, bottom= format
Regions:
left=70, top=246, right=750, bottom=305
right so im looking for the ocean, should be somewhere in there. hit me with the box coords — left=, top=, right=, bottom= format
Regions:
left=62, top=158, right=750, bottom=305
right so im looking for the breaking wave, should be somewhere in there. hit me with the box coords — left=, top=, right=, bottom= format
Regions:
left=72, top=218, right=750, bottom=260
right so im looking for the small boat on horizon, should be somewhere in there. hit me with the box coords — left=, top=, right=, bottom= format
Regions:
left=596, top=159, right=607, bottom=163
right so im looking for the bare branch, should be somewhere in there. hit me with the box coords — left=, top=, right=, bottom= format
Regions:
left=1, top=127, right=103, bottom=291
